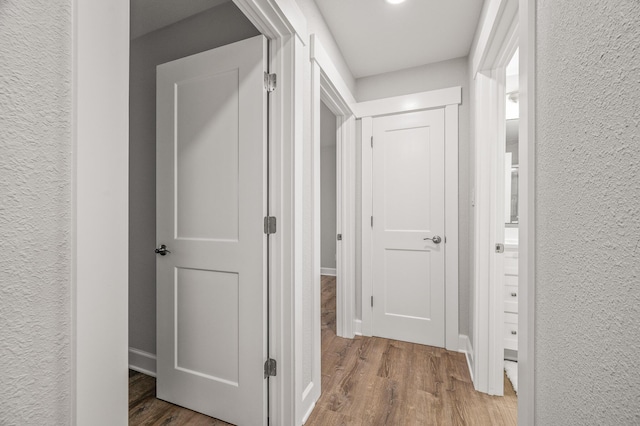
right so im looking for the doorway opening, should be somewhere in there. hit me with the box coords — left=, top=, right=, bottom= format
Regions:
left=126, top=2, right=275, bottom=425
left=319, top=99, right=338, bottom=332
left=502, top=49, right=520, bottom=395
left=471, top=1, right=529, bottom=414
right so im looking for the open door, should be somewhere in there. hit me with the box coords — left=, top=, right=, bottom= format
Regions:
left=155, top=35, right=268, bottom=425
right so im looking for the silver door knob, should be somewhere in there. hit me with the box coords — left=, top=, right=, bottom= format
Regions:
left=155, top=244, right=171, bottom=256
left=423, top=235, right=442, bottom=244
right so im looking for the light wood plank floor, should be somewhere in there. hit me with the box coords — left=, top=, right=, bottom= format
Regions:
left=129, top=275, right=517, bottom=425
left=305, top=276, right=517, bottom=425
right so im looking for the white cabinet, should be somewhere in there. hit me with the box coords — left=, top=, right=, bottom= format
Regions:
left=503, top=246, right=519, bottom=351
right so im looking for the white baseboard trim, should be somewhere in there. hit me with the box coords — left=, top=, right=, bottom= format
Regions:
left=354, top=319, right=362, bottom=335
left=301, top=399, right=316, bottom=425
left=129, top=347, right=157, bottom=377
left=458, top=334, right=474, bottom=383
left=320, top=267, right=336, bottom=276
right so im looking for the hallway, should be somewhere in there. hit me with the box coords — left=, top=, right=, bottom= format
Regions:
left=129, top=275, right=516, bottom=425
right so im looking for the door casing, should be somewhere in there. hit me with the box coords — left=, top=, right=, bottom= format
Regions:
left=305, top=34, right=358, bottom=424
left=471, top=0, right=518, bottom=398
left=357, top=88, right=461, bottom=353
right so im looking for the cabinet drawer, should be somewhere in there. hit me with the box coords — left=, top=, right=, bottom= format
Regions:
left=504, top=254, right=518, bottom=275
left=504, top=283, right=519, bottom=313
left=504, top=313, right=518, bottom=351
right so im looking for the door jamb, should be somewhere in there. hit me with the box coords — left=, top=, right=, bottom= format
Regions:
left=356, top=88, right=461, bottom=352
left=310, top=34, right=358, bottom=340
left=518, top=0, right=536, bottom=423
left=476, top=16, right=519, bottom=397
left=471, top=0, right=519, bottom=397
left=305, top=34, right=357, bottom=424
left=72, top=1, right=308, bottom=424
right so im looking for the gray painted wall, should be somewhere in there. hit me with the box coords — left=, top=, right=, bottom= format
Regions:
left=320, top=103, right=337, bottom=270
left=354, top=57, right=471, bottom=337
left=0, top=0, right=72, bottom=423
left=535, top=1, right=640, bottom=423
left=129, top=3, right=259, bottom=354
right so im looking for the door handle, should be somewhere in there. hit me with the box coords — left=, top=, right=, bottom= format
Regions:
left=155, top=244, right=171, bottom=256
left=423, top=235, right=442, bottom=244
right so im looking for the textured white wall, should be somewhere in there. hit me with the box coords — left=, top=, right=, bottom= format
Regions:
left=354, top=58, right=472, bottom=337
left=320, top=103, right=337, bottom=269
left=535, top=1, right=640, bottom=423
left=0, top=0, right=72, bottom=424
left=129, top=3, right=259, bottom=355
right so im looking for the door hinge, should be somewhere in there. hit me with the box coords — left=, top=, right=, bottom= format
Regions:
left=264, top=216, right=276, bottom=235
left=371, top=296, right=373, bottom=307
left=371, top=136, right=373, bottom=148
left=495, top=243, right=505, bottom=253
left=264, top=358, right=277, bottom=378
left=371, top=216, right=373, bottom=227
left=337, top=233, right=342, bottom=241
left=264, top=72, right=277, bottom=92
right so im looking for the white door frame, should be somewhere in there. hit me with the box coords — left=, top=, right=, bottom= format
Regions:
left=356, top=88, right=461, bottom=352
left=302, top=33, right=357, bottom=424
left=518, top=0, right=536, bottom=424
left=471, top=0, right=536, bottom=423
left=72, top=0, right=308, bottom=424
left=310, top=34, right=358, bottom=340
left=474, top=13, right=518, bottom=397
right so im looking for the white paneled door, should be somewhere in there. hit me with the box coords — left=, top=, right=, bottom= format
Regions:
left=372, top=109, right=446, bottom=347
left=156, top=35, right=268, bottom=425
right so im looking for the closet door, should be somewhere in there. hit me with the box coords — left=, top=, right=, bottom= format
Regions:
left=372, top=109, right=446, bottom=347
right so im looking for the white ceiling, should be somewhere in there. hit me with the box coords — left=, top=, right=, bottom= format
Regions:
left=314, top=0, right=485, bottom=78
left=131, top=0, right=230, bottom=40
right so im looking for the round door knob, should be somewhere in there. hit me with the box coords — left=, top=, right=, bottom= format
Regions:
left=155, top=244, right=171, bottom=256
left=423, top=235, right=442, bottom=244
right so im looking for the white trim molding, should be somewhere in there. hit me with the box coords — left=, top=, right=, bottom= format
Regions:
left=128, top=348, right=157, bottom=377
left=320, top=267, right=337, bottom=276
left=360, top=116, right=373, bottom=337
left=310, top=33, right=358, bottom=342
left=304, top=53, right=323, bottom=426
left=72, top=0, right=130, bottom=424
left=310, top=35, right=356, bottom=109
left=354, top=319, right=363, bottom=336
left=359, top=87, right=461, bottom=352
left=307, top=32, right=358, bottom=425
left=470, top=0, right=519, bottom=398
left=518, top=0, right=536, bottom=423
left=458, top=335, right=475, bottom=383
left=353, top=87, right=461, bottom=119
left=301, top=399, right=317, bottom=425
left=444, top=104, right=459, bottom=352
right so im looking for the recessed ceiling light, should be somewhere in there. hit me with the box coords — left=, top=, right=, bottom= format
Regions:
left=386, top=0, right=406, bottom=4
